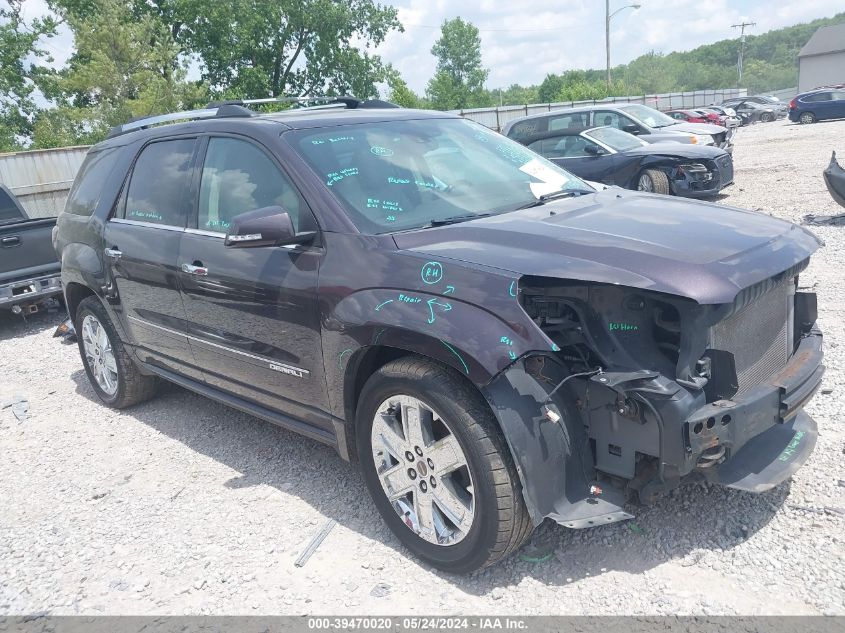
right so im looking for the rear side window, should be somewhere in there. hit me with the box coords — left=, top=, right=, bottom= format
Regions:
left=548, top=112, right=589, bottom=131
left=122, top=139, right=195, bottom=227
left=65, top=148, right=118, bottom=216
left=803, top=93, right=831, bottom=103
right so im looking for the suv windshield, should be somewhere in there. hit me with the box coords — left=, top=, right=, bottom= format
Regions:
left=585, top=126, right=645, bottom=151
left=618, top=104, right=678, bottom=128
left=290, top=118, right=590, bottom=234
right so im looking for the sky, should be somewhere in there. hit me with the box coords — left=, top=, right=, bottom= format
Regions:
left=20, top=0, right=845, bottom=93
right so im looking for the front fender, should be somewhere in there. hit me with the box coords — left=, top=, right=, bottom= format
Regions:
left=481, top=355, right=633, bottom=528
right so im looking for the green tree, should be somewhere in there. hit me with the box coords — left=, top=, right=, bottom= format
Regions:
left=169, top=0, right=400, bottom=98
left=34, top=0, right=206, bottom=147
left=426, top=17, right=488, bottom=110
left=0, top=1, right=57, bottom=151
left=383, top=65, right=422, bottom=108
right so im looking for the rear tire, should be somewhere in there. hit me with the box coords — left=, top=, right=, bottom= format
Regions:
left=637, top=169, right=671, bottom=195
left=799, top=112, right=816, bottom=124
left=760, top=112, right=774, bottom=123
left=356, top=357, right=533, bottom=573
left=75, top=296, right=159, bottom=408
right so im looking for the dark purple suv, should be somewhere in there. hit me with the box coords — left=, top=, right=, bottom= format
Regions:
left=54, top=98, right=824, bottom=573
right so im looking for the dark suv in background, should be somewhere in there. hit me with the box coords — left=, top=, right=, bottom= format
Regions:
left=789, top=89, right=845, bottom=124
left=54, top=98, right=824, bottom=573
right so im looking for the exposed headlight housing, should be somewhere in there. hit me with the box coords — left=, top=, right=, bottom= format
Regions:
left=689, top=134, right=713, bottom=145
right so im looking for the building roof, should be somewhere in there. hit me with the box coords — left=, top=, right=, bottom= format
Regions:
left=799, top=23, right=845, bottom=58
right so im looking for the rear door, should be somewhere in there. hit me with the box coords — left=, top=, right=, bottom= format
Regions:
left=830, top=91, right=845, bottom=119
left=104, top=137, right=201, bottom=378
left=177, top=135, right=329, bottom=425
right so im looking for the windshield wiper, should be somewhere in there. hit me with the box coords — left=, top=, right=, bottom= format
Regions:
left=424, top=213, right=493, bottom=227
left=517, top=188, right=594, bottom=209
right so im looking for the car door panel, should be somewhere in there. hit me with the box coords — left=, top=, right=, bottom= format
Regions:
left=104, top=138, right=201, bottom=378
left=179, top=135, right=329, bottom=426
left=178, top=234, right=327, bottom=425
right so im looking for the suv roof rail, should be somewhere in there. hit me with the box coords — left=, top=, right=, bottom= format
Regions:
left=106, top=95, right=400, bottom=139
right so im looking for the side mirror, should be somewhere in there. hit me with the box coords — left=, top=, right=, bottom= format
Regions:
left=622, top=123, right=641, bottom=135
left=584, top=144, right=607, bottom=156
left=224, top=206, right=316, bottom=248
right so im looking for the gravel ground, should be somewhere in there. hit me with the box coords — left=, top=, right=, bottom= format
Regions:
left=1, top=118, right=844, bottom=616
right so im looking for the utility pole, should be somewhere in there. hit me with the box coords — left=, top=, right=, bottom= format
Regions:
left=731, top=21, right=756, bottom=85
left=606, top=1, right=642, bottom=89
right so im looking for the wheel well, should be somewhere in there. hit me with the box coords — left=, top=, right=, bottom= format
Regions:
left=343, top=345, right=409, bottom=425
left=64, top=282, right=96, bottom=323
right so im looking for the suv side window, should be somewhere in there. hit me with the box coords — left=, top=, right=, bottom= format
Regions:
left=197, top=137, right=314, bottom=234
left=803, top=92, right=831, bottom=103
left=593, top=111, right=623, bottom=128
left=121, top=139, right=195, bottom=226
left=66, top=148, right=119, bottom=217
left=548, top=112, right=588, bottom=131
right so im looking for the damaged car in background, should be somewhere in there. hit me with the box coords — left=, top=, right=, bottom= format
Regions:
left=55, top=100, right=824, bottom=573
left=515, top=125, right=733, bottom=197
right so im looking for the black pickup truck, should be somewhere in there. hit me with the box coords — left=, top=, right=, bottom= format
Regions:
left=54, top=99, right=824, bottom=573
left=0, top=185, right=63, bottom=313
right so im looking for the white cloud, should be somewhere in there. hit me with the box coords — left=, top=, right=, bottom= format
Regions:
left=372, top=0, right=845, bottom=92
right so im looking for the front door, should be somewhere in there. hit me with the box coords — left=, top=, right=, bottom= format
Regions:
left=105, top=137, right=201, bottom=379
left=178, top=135, right=329, bottom=427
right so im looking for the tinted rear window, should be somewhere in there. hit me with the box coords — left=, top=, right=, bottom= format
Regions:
left=65, top=148, right=119, bottom=216
left=122, top=139, right=195, bottom=227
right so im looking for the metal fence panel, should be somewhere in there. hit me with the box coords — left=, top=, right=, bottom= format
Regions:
left=0, top=146, right=90, bottom=218
left=452, top=87, right=749, bottom=131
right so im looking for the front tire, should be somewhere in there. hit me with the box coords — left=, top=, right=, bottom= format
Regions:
left=75, top=296, right=159, bottom=408
left=356, top=357, right=533, bottom=573
left=799, top=112, right=816, bottom=124
left=637, top=169, right=671, bottom=195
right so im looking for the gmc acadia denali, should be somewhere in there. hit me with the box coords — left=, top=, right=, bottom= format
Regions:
left=54, top=98, right=824, bottom=573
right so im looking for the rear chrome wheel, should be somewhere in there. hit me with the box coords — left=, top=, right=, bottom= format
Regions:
left=371, top=394, right=475, bottom=546
left=75, top=295, right=159, bottom=408
left=81, top=314, right=118, bottom=396
left=799, top=112, right=816, bottom=124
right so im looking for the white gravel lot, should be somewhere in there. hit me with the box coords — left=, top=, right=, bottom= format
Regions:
left=1, top=119, right=844, bottom=616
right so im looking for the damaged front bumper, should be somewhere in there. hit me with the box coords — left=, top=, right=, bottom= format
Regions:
left=482, top=327, right=824, bottom=529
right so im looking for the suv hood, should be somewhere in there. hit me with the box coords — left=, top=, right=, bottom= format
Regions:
left=393, top=188, right=820, bottom=304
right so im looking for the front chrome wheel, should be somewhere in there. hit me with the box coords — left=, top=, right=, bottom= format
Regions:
left=370, top=394, right=475, bottom=546
left=637, top=173, right=654, bottom=192
left=81, top=314, right=118, bottom=396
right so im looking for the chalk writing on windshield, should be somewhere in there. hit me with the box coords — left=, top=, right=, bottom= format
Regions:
left=312, top=136, right=355, bottom=145
left=367, top=198, right=404, bottom=213
left=388, top=177, right=410, bottom=185
left=371, top=146, right=395, bottom=157
left=496, top=143, right=533, bottom=166
left=326, top=167, right=359, bottom=186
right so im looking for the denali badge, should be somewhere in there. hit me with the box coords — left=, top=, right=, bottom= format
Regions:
left=269, top=362, right=308, bottom=378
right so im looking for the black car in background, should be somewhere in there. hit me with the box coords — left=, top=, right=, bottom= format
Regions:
left=721, top=99, right=782, bottom=124
left=722, top=96, right=788, bottom=121
left=54, top=99, right=823, bottom=573
left=518, top=126, right=733, bottom=197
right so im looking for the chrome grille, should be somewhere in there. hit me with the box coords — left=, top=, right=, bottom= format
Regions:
left=711, top=280, right=793, bottom=396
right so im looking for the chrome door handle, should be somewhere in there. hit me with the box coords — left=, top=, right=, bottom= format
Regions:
left=104, top=247, right=122, bottom=259
left=181, top=263, right=208, bottom=276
